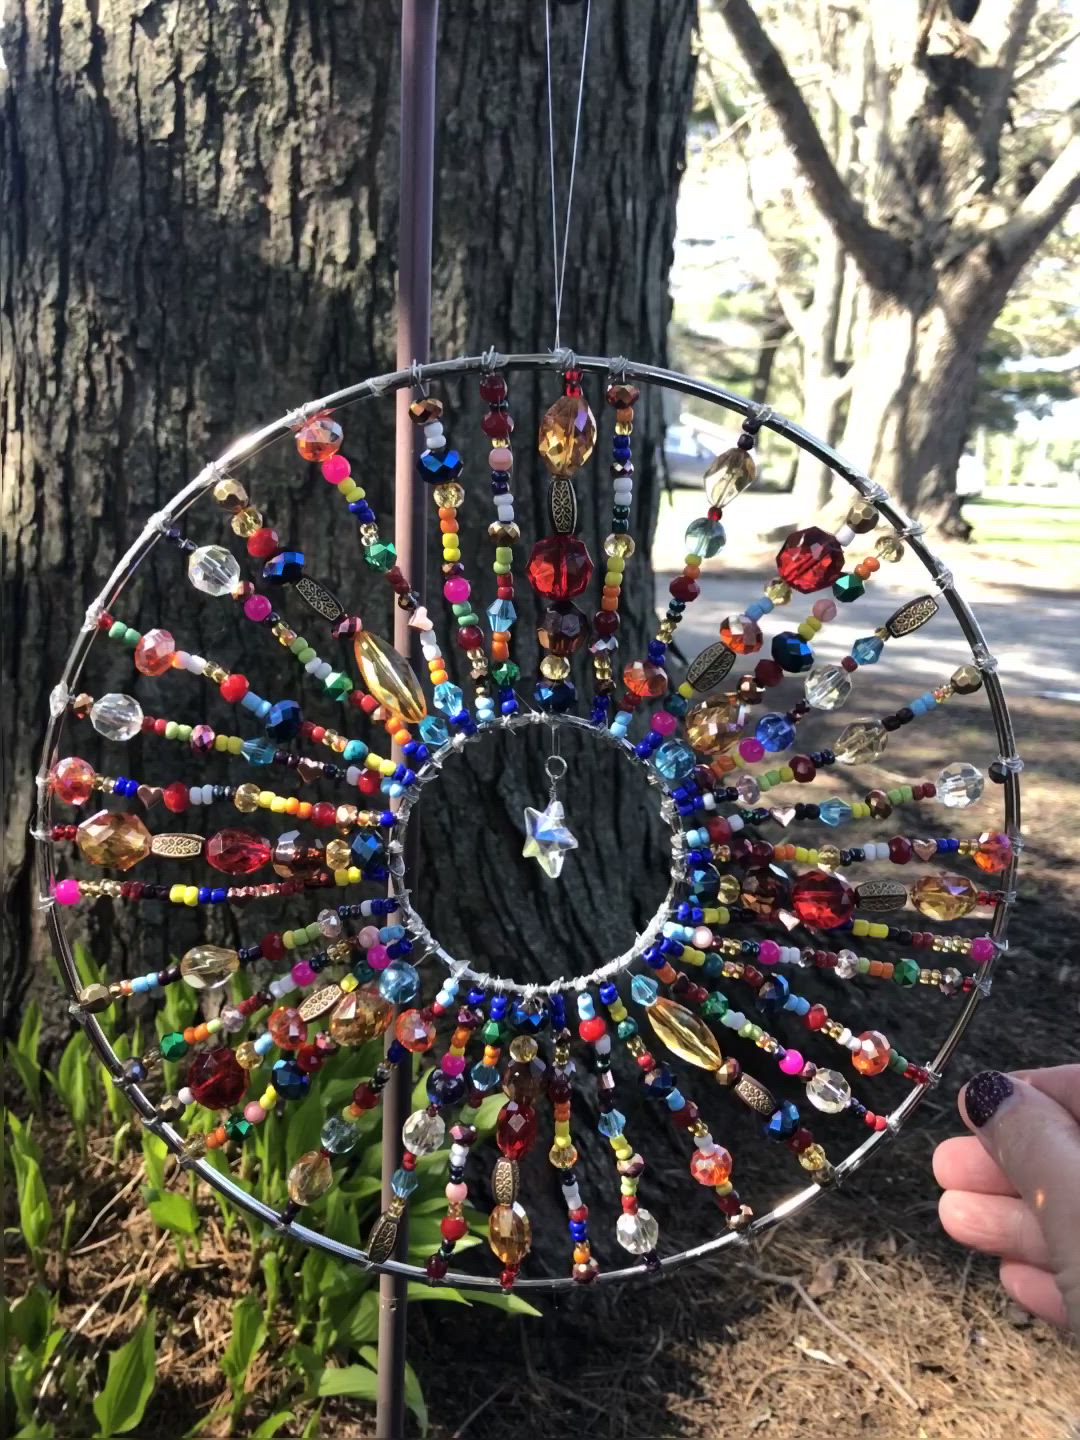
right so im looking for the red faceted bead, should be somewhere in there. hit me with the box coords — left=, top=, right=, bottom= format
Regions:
left=268, top=1006, right=307, bottom=1049
left=352, top=1081, right=379, bottom=1110
left=456, top=624, right=484, bottom=650
left=247, top=527, right=280, bottom=559
left=206, top=828, right=271, bottom=875
left=479, top=373, right=508, bottom=403
left=775, top=527, right=845, bottom=593
left=670, top=575, right=700, bottom=602
left=261, top=932, right=285, bottom=962
left=440, top=1215, right=469, bottom=1242
left=187, top=1047, right=247, bottom=1108
left=790, top=755, right=816, bottom=783
left=495, top=1100, right=537, bottom=1160
left=357, top=772, right=381, bottom=796
left=220, top=673, right=249, bottom=704
left=888, top=836, right=913, bottom=864
left=791, top=869, right=856, bottom=929
left=806, top=1003, right=828, bottom=1030
left=481, top=410, right=514, bottom=439
left=310, top=802, right=337, bottom=827
left=592, top=609, right=620, bottom=637
left=754, top=659, right=783, bottom=688
left=295, top=1043, right=326, bottom=1073
left=163, top=782, right=189, bottom=813
left=426, top=1253, right=450, bottom=1279
left=526, top=534, right=593, bottom=599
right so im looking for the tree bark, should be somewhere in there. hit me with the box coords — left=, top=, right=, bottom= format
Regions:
left=1, top=0, right=697, bottom=1037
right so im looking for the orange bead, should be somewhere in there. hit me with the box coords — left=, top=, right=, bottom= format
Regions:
left=442, top=519, right=459, bottom=534
left=864, top=556, right=880, bottom=572
left=601, top=597, right=618, bottom=611
left=431, top=668, right=448, bottom=685
left=297, top=802, right=312, bottom=820
left=183, top=1027, right=197, bottom=1044
left=492, top=641, right=509, bottom=660
left=451, top=1026, right=471, bottom=1048
left=655, top=963, right=678, bottom=985
left=684, top=565, right=701, bottom=579
left=437, top=507, right=455, bottom=520
left=573, top=1245, right=591, bottom=1264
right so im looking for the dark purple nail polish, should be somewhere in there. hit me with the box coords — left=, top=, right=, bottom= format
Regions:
left=965, top=1070, right=1014, bottom=1128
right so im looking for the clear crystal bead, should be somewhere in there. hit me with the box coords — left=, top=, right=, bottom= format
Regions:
left=188, top=544, right=241, bottom=596
left=90, top=692, right=144, bottom=742
left=806, top=1067, right=852, bottom=1114
left=834, top=948, right=859, bottom=980
left=937, top=761, right=984, bottom=809
left=804, top=664, right=851, bottom=711
left=834, top=719, right=888, bottom=765
left=616, top=1208, right=660, bottom=1255
left=402, top=1108, right=445, bottom=1156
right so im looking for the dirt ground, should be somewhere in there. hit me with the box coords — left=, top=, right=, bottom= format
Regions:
left=8, top=573, right=1080, bottom=1440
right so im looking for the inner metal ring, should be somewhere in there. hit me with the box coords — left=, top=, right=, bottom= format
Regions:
left=387, top=711, right=684, bottom=996
left=32, top=349, right=1021, bottom=1291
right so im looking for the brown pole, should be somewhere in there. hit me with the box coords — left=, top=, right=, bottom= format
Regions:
left=378, top=1, right=438, bottom=1435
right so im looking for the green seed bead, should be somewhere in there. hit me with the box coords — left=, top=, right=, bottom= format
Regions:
left=177, top=725, right=192, bottom=741
left=298, top=647, right=316, bottom=664
left=165, top=721, right=179, bottom=740
left=857, top=957, right=871, bottom=973
left=124, top=627, right=140, bottom=646
left=109, top=621, right=126, bottom=641
left=492, top=562, right=511, bottom=575
left=451, top=602, right=470, bottom=616
left=290, top=637, right=307, bottom=654
left=494, top=546, right=513, bottom=563
left=887, top=787, right=903, bottom=803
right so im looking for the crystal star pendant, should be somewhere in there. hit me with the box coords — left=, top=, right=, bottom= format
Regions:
left=521, top=798, right=578, bottom=880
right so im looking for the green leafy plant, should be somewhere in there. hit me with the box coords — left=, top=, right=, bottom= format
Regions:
left=91, top=1309, right=157, bottom=1437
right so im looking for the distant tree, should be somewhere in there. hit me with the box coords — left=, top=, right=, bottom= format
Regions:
left=707, top=0, right=1080, bottom=533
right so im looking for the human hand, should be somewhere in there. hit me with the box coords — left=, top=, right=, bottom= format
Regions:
left=933, top=1065, right=1080, bottom=1335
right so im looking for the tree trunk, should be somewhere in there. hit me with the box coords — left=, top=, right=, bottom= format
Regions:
left=1, top=0, right=697, bottom=1043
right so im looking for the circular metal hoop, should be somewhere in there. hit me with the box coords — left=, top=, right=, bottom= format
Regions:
left=33, top=350, right=1022, bottom=1292
left=388, top=710, right=685, bottom=996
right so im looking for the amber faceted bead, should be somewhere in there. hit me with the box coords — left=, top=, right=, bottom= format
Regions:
left=295, top=415, right=343, bottom=461
left=852, top=1030, right=891, bottom=1077
left=910, top=873, right=978, bottom=921
left=488, top=1201, right=532, bottom=1265
left=647, top=997, right=724, bottom=1072
left=685, top=699, right=738, bottom=755
left=719, top=614, right=763, bottom=655
left=49, top=756, right=96, bottom=806
left=287, top=1150, right=333, bottom=1205
left=537, top=600, right=589, bottom=656
left=76, top=810, right=151, bottom=871
left=526, top=534, right=593, bottom=600
left=353, top=631, right=427, bottom=723
left=974, top=831, right=1012, bottom=874
left=623, top=660, right=668, bottom=699
left=329, top=986, right=393, bottom=1047
left=537, top=394, right=596, bottom=476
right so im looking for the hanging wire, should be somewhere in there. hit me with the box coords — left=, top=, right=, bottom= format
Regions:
left=544, top=0, right=593, bottom=350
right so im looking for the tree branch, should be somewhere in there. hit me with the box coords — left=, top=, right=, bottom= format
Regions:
left=970, top=0, right=1040, bottom=188
left=988, top=134, right=1080, bottom=267
left=717, top=0, right=909, bottom=293
left=1013, top=24, right=1080, bottom=87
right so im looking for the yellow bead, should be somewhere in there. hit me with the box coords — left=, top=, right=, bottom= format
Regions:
left=353, top=631, right=427, bottom=723
left=287, top=1150, right=333, bottom=1206
left=487, top=1202, right=532, bottom=1264
left=169, top=884, right=184, bottom=903
left=646, top=996, right=723, bottom=1072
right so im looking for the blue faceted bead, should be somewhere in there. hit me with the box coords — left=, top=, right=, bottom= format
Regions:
left=653, top=739, right=696, bottom=782
left=535, top=679, right=576, bottom=713
left=597, top=1109, right=626, bottom=1138
left=684, top=515, right=727, bottom=558
left=469, top=1061, right=500, bottom=1092
left=272, top=1057, right=309, bottom=1100
left=350, top=829, right=383, bottom=867
left=433, top=681, right=464, bottom=715
left=241, top=737, right=277, bottom=765
left=378, top=961, right=420, bottom=1005
left=755, top=712, right=796, bottom=753
left=643, top=1065, right=675, bottom=1099
left=419, top=715, right=450, bottom=748
left=265, top=699, right=303, bottom=741
left=631, top=974, right=659, bottom=1006
left=852, top=635, right=885, bottom=665
left=426, top=1069, right=466, bottom=1107
left=764, top=1100, right=801, bottom=1139
left=486, top=598, right=517, bottom=631
left=688, top=862, right=721, bottom=894
left=417, top=448, right=464, bottom=483
left=391, top=1166, right=419, bottom=1199
left=262, top=550, right=305, bottom=585
left=757, top=975, right=791, bottom=1014
left=818, top=797, right=854, bottom=827
left=771, top=631, right=814, bottom=674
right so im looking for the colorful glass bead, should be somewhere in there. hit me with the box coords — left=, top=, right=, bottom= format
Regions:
left=321, top=1115, right=362, bottom=1154
left=90, top=693, right=143, bottom=742
left=402, top=1109, right=445, bottom=1156
left=832, top=572, right=864, bottom=603
left=180, top=945, right=240, bottom=990
left=205, top=828, right=270, bottom=875
left=791, top=869, right=856, bottom=929
left=951, top=665, right=983, bottom=695
left=937, top=762, right=984, bottom=808
left=353, top=631, right=427, bottom=723
left=49, top=756, right=96, bottom=806
left=685, top=698, right=737, bottom=755
left=526, top=535, right=593, bottom=599
left=834, top=719, right=888, bottom=765
left=537, top=600, right=589, bottom=655
left=496, top=1101, right=537, bottom=1160
left=974, top=831, right=1011, bottom=874
left=488, top=1201, right=532, bottom=1265
left=771, top=631, right=813, bottom=674
left=378, top=961, right=421, bottom=1004
left=537, top=394, right=596, bottom=476
left=719, top=614, right=763, bottom=655
left=653, top=740, right=696, bottom=782
left=704, top=448, right=755, bottom=507
left=268, top=1007, right=307, bottom=1049
left=755, top=713, right=795, bottom=753
left=419, top=716, right=450, bottom=748
left=804, top=664, right=851, bottom=711
left=395, top=1008, right=437, bottom=1053
left=76, top=810, right=151, bottom=871
left=272, top=1057, right=310, bottom=1099
left=187, top=1046, right=248, bottom=1108
left=910, top=873, right=978, bottom=921
left=684, top=516, right=726, bottom=558
left=487, top=598, right=518, bottom=632
left=852, top=635, right=885, bottom=666
left=852, top=1030, right=891, bottom=1077
left=188, top=545, right=241, bottom=596
left=631, top=974, right=659, bottom=1006
left=265, top=700, right=302, bottom=742
left=433, top=681, right=464, bottom=716
left=330, top=986, right=393, bottom=1046
left=134, top=628, right=176, bottom=676
left=806, top=1067, right=852, bottom=1114
left=689, top=1145, right=732, bottom=1186
left=615, top=1208, right=659, bottom=1255
left=775, top=527, right=845, bottom=593
left=263, top=550, right=305, bottom=584
left=287, top=1150, right=333, bottom=1205
left=623, top=660, right=668, bottom=699
left=295, top=416, right=343, bottom=461
left=417, top=449, right=463, bottom=484
left=646, top=997, right=723, bottom=1072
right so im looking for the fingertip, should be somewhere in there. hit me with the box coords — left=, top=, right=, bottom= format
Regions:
left=999, top=1260, right=1070, bottom=1328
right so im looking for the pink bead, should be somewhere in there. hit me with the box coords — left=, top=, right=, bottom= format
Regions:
left=650, top=710, right=677, bottom=736
left=758, top=939, right=781, bottom=966
left=321, top=454, right=351, bottom=484
left=244, top=593, right=272, bottom=622
left=970, top=936, right=994, bottom=962
left=53, top=878, right=81, bottom=905
left=692, top=926, right=713, bottom=950
left=367, top=944, right=389, bottom=970
left=738, top=737, right=765, bottom=763
left=489, top=448, right=513, bottom=472
left=441, top=1054, right=466, bottom=1077
left=779, top=1049, right=804, bottom=1076
left=445, top=1181, right=468, bottom=1203
left=443, top=576, right=471, bottom=603
left=812, top=598, right=837, bottom=622
left=358, top=925, right=380, bottom=948
left=244, top=1102, right=266, bottom=1124
left=291, top=961, right=316, bottom=986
